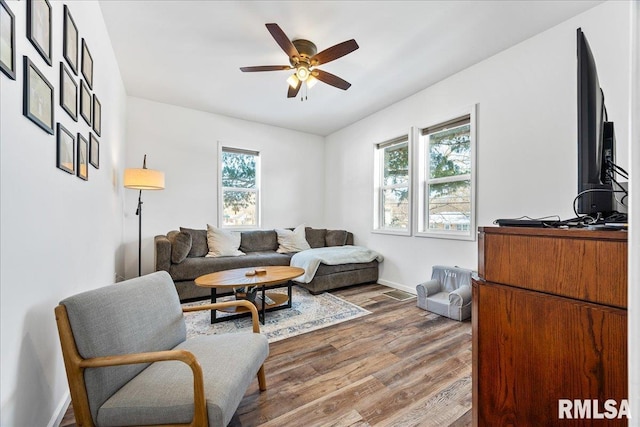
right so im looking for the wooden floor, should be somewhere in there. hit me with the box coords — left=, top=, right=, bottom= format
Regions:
left=61, top=284, right=472, bottom=426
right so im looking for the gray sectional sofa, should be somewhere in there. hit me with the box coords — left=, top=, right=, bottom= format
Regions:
left=155, top=227, right=379, bottom=302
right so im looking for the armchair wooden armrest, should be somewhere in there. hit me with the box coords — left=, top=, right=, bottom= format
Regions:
left=182, top=300, right=261, bottom=333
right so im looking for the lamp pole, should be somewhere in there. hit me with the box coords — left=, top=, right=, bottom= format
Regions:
left=136, top=189, right=143, bottom=277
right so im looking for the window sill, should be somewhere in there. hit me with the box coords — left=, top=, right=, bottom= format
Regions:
left=414, top=230, right=476, bottom=241
left=372, top=228, right=412, bottom=237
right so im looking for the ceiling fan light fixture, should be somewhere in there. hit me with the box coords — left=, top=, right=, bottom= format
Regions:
left=295, top=65, right=310, bottom=81
left=287, top=74, right=300, bottom=89
left=306, top=75, right=318, bottom=89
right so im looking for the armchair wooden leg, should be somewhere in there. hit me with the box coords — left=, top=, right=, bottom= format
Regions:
left=257, top=365, right=267, bottom=391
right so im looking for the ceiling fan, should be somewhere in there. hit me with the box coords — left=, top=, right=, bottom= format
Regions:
left=240, top=23, right=359, bottom=99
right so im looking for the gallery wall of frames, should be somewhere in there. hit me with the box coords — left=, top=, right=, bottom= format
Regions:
left=1, top=0, right=101, bottom=181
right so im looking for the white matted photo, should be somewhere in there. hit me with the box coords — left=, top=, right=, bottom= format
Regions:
left=0, top=0, right=16, bottom=79
left=23, top=56, right=54, bottom=134
left=56, top=123, right=75, bottom=174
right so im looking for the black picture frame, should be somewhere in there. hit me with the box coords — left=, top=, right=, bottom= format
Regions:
left=81, top=38, right=93, bottom=89
left=60, top=62, right=77, bottom=121
left=27, top=0, right=52, bottom=66
left=63, top=5, right=78, bottom=75
left=89, top=133, right=99, bottom=169
left=23, top=56, right=54, bottom=134
left=56, top=123, right=75, bottom=174
left=0, top=0, right=16, bottom=79
left=77, top=133, right=88, bottom=180
left=92, top=94, right=101, bottom=136
left=80, top=79, right=91, bottom=125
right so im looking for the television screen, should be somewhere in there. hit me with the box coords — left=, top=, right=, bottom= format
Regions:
left=576, top=28, right=614, bottom=216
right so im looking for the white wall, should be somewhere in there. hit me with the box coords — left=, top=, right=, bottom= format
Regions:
left=628, top=0, right=639, bottom=415
left=324, top=1, right=631, bottom=293
left=124, top=97, right=325, bottom=278
left=0, top=1, right=127, bottom=426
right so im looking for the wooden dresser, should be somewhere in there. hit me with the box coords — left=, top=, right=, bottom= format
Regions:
left=472, top=226, right=628, bottom=426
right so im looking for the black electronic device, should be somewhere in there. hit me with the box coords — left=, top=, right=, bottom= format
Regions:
left=494, top=219, right=552, bottom=228
left=576, top=28, right=616, bottom=216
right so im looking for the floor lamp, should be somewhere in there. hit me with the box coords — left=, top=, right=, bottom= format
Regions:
left=124, top=155, right=165, bottom=277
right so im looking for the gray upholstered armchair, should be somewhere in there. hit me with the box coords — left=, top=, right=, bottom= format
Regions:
left=416, top=265, right=473, bottom=321
left=55, top=271, right=268, bottom=427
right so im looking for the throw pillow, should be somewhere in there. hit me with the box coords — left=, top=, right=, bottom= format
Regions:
left=167, top=230, right=192, bottom=264
left=240, top=230, right=278, bottom=253
left=179, top=227, right=209, bottom=257
left=205, top=224, right=245, bottom=257
left=326, top=229, right=348, bottom=246
left=305, top=227, right=327, bottom=248
left=276, top=224, right=311, bottom=254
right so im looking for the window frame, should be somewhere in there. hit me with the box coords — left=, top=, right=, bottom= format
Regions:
left=217, top=143, right=261, bottom=230
left=372, top=134, right=412, bottom=236
left=413, top=105, right=477, bottom=241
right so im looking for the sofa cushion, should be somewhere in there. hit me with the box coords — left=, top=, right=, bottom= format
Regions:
left=325, top=229, right=348, bottom=246
left=97, top=333, right=269, bottom=427
left=276, top=225, right=311, bottom=254
left=167, top=231, right=192, bottom=264
left=305, top=227, right=327, bottom=248
left=169, top=252, right=292, bottom=282
left=205, top=224, right=245, bottom=258
left=180, top=227, right=208, bottom=258
left=240, top=230, right=278, bottom=253
left=315, top=260, right=379, bottom=277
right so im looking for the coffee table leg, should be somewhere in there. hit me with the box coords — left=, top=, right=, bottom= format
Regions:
left=210, top=288, right=218, bottom=324
left=259, top=286, right=266, bottom=324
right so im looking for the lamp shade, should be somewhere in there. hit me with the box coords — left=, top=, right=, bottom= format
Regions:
left=124, top=168, right=165, bottom=190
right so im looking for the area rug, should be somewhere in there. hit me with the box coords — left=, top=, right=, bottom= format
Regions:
left=182, top=286, right=371, bottom=342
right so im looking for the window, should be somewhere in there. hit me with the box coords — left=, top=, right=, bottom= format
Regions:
left=416, top=107, right=476, bottom=240
left=373, top=135, right=411, bottom=234
left=219, top=146, right=260, bottom=228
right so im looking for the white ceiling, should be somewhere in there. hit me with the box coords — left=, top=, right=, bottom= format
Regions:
left=99, top=0, right=602, bottom=136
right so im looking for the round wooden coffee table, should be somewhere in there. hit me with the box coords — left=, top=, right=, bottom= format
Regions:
left=195, top=266, right=304, bottom=324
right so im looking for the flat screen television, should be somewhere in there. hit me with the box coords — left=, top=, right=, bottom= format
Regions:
left=576, top=28, right=616, bottom=216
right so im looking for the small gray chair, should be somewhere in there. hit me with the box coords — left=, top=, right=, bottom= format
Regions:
left=416, top=265, right=473, bottom=321
left=55, top=271, right=268, bottom=427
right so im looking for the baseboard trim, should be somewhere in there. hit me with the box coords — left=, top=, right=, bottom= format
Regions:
left=48, top=392, right=70, bottom=427
left=378, top=279, right=416, bottom=295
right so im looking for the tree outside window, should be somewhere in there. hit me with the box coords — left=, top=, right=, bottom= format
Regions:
left=220, top=148, right=259, bottom=228
left=417, top=110, right=476, bottom=239
left=374, top=137, right=410, bottom=233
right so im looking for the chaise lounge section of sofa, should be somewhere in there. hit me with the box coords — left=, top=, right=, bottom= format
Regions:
left=155, top=227, right=379, bottom=302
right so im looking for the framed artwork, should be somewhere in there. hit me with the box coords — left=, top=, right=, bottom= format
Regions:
left=81, top=38, right=93, bottom=89
left=92, top=94, right=101, bottom=136
left=80, top=79, right=91, bottom=125
left=77, top=133, right=88, bottom=180
left=23, top=56, right=54, bottom=134
left=63, top=5, right=78, bottom=75
left=60, top=62, right=77, bottom=120
left=27, top=0, right=52, bottom=66
left=89, top=133, right=99, bottom=169
left=0, top=0, right=16, bottom=79
left=56, top=123, right=75, bottom=174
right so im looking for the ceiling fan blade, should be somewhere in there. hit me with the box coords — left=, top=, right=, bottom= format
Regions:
left=287, top=79, right=302, bottom=98
left=240, top=65, right=292, bottom=72
left=266, top=23, right=299, bottom=59
left=313, top=69, right=352, bottom=90
left=311, top=39, right=359, bottom=66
